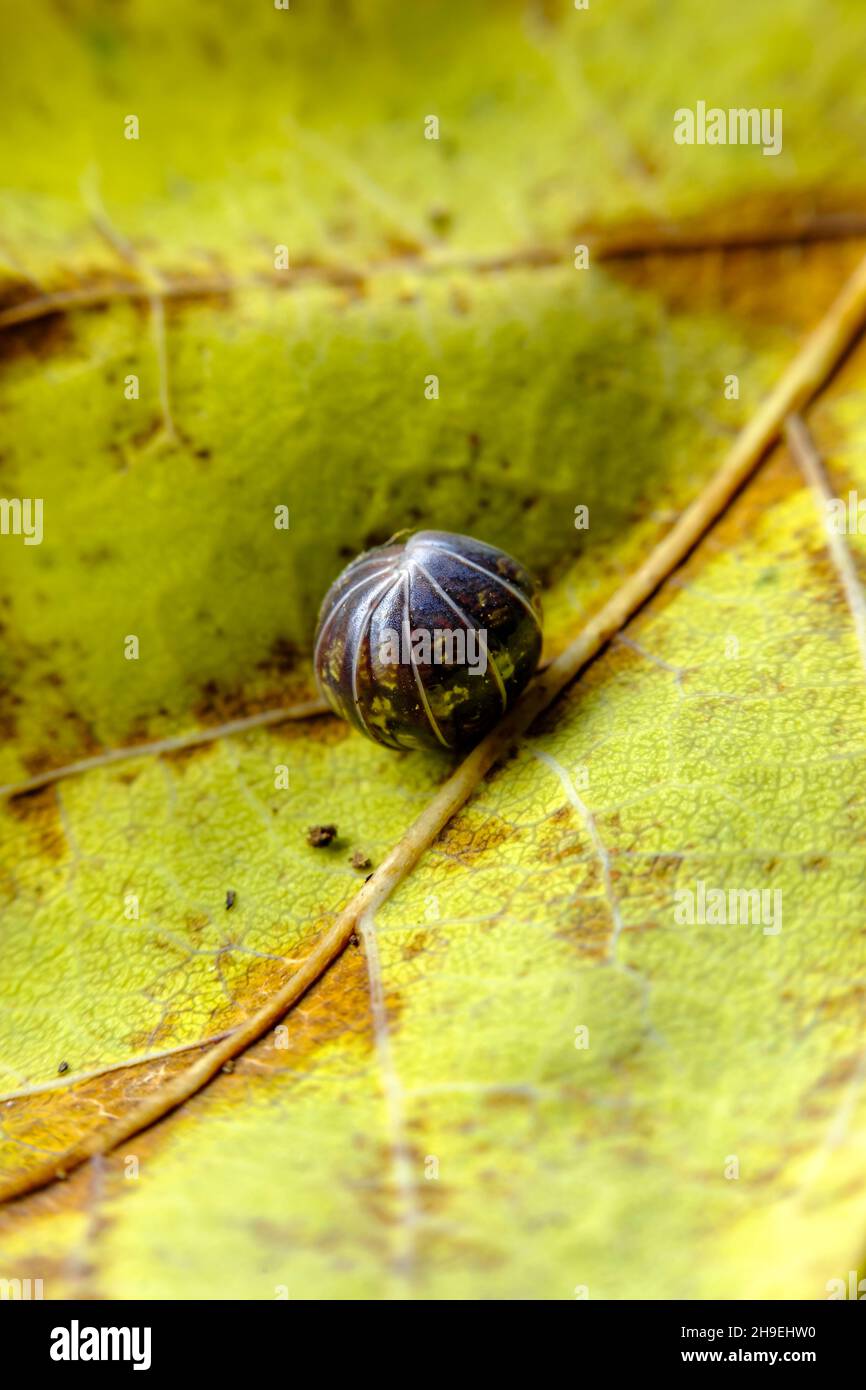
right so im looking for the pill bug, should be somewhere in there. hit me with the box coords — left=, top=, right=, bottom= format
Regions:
left=313, top=529, right=542, bottom=751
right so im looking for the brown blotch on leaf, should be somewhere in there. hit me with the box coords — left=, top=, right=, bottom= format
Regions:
left=159, top=739, right=216, bottom=769
left=349, top=850, right=371, bottom=870
left=816, top=987, right=866, bottom=1022
left=277, top=713, right=350, bottom=747
left=384, top=232, right=424, bottom=259
left=264, top=945, right=392, bottom=1073
left=277, top=257, right=366, bottom=298
left=257, top=636, right=299, bottom=674
left=400, top=930, right=429, bottom=960
left=21, top=705, right=102, bottom=777
left=0, top=945, right=401, bottom=1206
left=536, top=820, right=587, bottom=865
left=161, top=278, right=234, bottom=319
left=128, top=416, right=169, bottom=453
left=815, top=1053, right=863, bottom=1092
left=0, top=281, right=77, bottom=364
left=6, top=786, right=66, bottom=862
left=435, top=813, right=514, bottom=865
left=554, top=897, right=616, bottom=962
left=600, top=208, right=866, bottom=330
left=185, top=655, right=329, bottom=741
left=114, top=768, right=141, bottom=787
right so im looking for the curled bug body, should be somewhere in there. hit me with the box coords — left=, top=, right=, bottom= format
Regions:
left=313, top=530, right=542, bottom=751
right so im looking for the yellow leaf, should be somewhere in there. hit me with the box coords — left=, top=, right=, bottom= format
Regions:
left=2, top=0, right=866, bottom=1303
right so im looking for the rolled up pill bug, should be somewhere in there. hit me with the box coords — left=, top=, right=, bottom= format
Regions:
left=313, top=529, right=542, bottom=751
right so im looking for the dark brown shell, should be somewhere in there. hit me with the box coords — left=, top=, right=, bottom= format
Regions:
left=313, top=530, right=543, bottom=751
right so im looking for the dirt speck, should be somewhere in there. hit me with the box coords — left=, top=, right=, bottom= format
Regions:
left=307, top=824, right=337, bottom=848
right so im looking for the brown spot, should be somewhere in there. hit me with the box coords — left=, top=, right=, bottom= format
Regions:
left=400, top=930, right=430, bottom=960
left=0, top=704, right=18, bottom=744
left=471, top=247, right=557, bottom=276
left=162, top=279, right=234, bottom=317
left=383, top=233, right=423, bottom=259
left=159, top=739, right=216, bottom=769
left=190, top=662, right=321, bottom=730
left=269, top=946, right=384, bottom=1069
left=804, top=855, right=829, bottom=872
left=0, top=265, right=178, bottom=363
left=361, top=527, right=393, bottom=552
left=277, top=713, right=349, bottom=747
left=536, top=806, right=587, bottom=865
left=197, top=30, right=225, bottom=65
left=483, top=1089, right=535, bottom=1111
left=435, top=813, right=514, bottom=864
left=5, top=786, right=66, bottom=861
left=624, top=915, right=662, bottom=936
left=0, top=283, right=76, bottom=363
left=114, top=768, right=141, bottom=787
left=128, top=417, right=166, bottom=452
left=79, top=545, right=115, bottom=566
left=0, top=939, right=388, bottom=1213
left=554, top=898, right=613, bottom=962
left=0, top=1045, right=211, bottom=1206
left=817, top=986, right=866, bottom=1020
left=21, top=707, right=102, bottom=777
left=595, top=197, right=866, bottom=328
left=271, top=258, right=366, bottom=297
left=256, top=636, right=299, bottom=673
left=813, top=1053, right=863, bottom=1092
